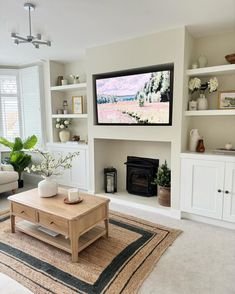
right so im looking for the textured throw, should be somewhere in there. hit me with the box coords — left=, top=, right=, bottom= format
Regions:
left=0, top=212, right=181, bottom=294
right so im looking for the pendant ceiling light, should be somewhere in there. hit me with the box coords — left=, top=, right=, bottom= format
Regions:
left=11, top=3, right=51, bottom=49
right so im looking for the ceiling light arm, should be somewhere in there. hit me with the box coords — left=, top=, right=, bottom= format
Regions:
left=11, top=33, right=28, bottom=42
left=28, top=5, right=32, bottom=37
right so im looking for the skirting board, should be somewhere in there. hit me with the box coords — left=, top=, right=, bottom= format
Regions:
left=182, top=212, right=235, bottom=230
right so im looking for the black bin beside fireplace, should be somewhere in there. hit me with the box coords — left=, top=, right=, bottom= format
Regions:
left=124, top=156, right=159, bottom=197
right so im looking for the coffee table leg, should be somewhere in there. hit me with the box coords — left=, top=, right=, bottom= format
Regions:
left=11, top=215, right=15, bottom=233
left=104, top=218, right=109, bottom=238
left=71, top=235, right=79, bottom=263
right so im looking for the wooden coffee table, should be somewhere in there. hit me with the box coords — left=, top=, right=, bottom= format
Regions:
left=8, top=188, right=110, bottom=262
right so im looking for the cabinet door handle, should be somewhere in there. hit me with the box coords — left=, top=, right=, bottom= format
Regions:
left=217, top=189, right=222, bottom=193
left=50, top=221, right=54, bottom=225
left=20, top=210, right=25, bottom=214
left=225, top=190, right=230, bottom=194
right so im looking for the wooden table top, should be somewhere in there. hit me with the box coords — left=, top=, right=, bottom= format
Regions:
left=8, top=188, right=110, bottom=220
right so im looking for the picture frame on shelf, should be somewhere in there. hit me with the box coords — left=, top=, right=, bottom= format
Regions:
left=218, top=90, right=235, bottom=109
left=72, top=96, right=83, bottom=114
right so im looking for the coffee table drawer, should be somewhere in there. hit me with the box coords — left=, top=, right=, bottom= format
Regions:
left=38, top=211, right=68, bottom=235
left=12, top=203, right=36, bottom=221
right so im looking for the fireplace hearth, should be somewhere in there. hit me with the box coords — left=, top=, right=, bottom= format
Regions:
left=124, top=156, right=159, bottom=197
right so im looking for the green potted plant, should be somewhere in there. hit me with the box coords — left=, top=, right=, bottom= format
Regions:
left=0, top=135, right=37, bottom=188
left=152, top=160, right=171, bottom=207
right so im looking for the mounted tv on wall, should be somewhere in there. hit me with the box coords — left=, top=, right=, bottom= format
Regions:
left=93, top=63, right=174, bottom=125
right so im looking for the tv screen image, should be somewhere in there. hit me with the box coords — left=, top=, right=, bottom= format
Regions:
left=94, top=65, right=173, bottom=125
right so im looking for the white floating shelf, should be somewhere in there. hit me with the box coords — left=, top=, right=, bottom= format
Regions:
left=52, top=114, right=88, bottom=119
left=186, top=64, right=235, bottom=77
left=184, top=109, right=235, bottom=116
left=50, top=83, right=87, bottom=91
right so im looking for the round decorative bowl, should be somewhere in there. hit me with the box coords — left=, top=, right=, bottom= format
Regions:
left=225, top=54, right=235, bottom=64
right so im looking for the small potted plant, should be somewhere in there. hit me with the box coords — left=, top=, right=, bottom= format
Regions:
left=188, top=77, right=218, bottom=110
left=152, top=160, right=171, bottom=207
left=55, top=118, right=71, bottom=142
left=70, top=75, right=80, bottom=84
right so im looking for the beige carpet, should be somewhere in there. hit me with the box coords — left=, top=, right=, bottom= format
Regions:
left=0, top=212, right=181, bottom=294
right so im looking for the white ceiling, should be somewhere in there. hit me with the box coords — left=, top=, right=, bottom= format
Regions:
left=0, top=0, right=235, bottom=66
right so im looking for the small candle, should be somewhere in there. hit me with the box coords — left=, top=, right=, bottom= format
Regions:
left=68, top=188, right=79, bottom=202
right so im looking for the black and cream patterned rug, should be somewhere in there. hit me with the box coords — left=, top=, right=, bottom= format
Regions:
left=0, top=212, right=181, bottom=294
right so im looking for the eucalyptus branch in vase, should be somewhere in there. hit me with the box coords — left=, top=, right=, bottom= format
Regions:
left=25, top=149, right=79, bottom=178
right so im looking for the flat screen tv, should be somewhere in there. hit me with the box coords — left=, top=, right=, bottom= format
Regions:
left=93, top=64, right=174, bottom=125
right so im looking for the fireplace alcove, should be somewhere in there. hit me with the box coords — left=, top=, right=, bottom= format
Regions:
left=94, top=139, right=171, bottom=214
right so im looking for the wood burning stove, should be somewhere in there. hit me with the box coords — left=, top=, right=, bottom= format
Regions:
left=124, top=156, right=159, bottom=197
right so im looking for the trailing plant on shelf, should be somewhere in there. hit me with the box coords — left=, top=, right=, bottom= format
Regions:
left=0, top=135, right=37, bottom=187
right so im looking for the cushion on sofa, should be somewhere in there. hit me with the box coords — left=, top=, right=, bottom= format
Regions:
left=0, top=164, right=14, bottom=172
left=0, top=171, right=19, bottom=185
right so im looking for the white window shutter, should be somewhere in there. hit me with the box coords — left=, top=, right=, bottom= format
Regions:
left=0, top=71, right=21, bottom=141
left=19, top=66, right=44, bottom=146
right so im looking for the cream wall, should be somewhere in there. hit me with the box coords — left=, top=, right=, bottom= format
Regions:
left=86, top=28, right=186, bottom=210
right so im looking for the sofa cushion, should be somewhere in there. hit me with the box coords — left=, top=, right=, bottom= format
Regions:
left=0, top=164, right=14, bottom=172
left=0, top=171, right=19, bottom=185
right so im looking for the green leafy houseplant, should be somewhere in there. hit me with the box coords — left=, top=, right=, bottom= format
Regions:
left=0, top=135, right=37, bottom=187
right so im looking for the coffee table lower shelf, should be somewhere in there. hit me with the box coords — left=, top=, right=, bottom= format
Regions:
left=16, top=220, right=106, bottom=254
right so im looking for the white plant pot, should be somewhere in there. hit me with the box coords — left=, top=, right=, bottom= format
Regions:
left=38, top=177, right=58, bottom=198
left=59, top=129, right=70, bottom=142
left=197, top=94, right=208, bottom=110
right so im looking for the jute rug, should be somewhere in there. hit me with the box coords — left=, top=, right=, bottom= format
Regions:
left=0, top=212, right=181, bottom=294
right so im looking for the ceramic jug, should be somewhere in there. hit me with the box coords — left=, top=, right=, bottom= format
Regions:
left=189, top=129, right=201, bottom=152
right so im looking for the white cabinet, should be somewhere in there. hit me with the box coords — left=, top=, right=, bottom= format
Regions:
left=223, top=162, right=235, bottom=222
left=181, top=153, right=235, bottom=223
left=47, top=143, right=88, bottom=190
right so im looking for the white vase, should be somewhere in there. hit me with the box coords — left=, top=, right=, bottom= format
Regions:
left=197, top=94, right=208, bottom=110
left=189, top=100, right=198, bottom=111
left=198, top=55, right=208, bottom=68
left=59, top=129, right=70, bottom=142
left=38, top=177, right=58, bottom=198
left=189, top=129, right=201, bottom=152
left=73, top=78, right=79, bottom=84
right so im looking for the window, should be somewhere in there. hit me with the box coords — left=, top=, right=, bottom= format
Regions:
left=0, top=66, right=44, bottom=146
left=0, top=71, right=21, bottom=141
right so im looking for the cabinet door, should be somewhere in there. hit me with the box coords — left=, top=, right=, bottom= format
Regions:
left=47, top=148, right=71, bottom=186
left=181, top=158, right=224, bottom=219
left=70, top=149, right=87, bottom=190
left=223, top=162, right=235, bottom=223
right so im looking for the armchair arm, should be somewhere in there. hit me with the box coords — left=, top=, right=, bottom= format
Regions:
left=0, top=164, right=14, bottom=172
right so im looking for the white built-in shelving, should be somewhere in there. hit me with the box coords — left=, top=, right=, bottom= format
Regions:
left=186, top=63, right=235, bottom=116
left=186, top=64, right=235, bottom=77
left=50, top=83, right=87, bottom=92
left=51, top=114, right=88, bottom=119
left=184, top=109, right=235, bottom=116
